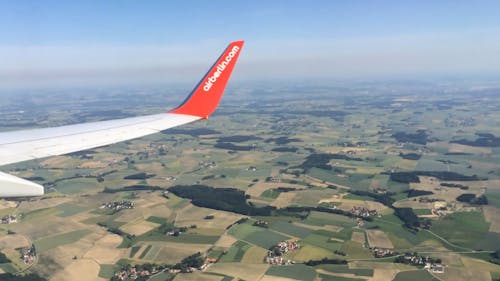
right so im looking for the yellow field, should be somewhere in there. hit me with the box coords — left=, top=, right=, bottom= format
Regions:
left=174, top=272, right=224, bottom=281
left=448, top=143, right=492, bottom=154
left=289, top=244, right=334, bottom=261
left=51, top=259, right=105, bottom=281
left=207, top=262, right=269, bottom=281
left=40, top=156, right=77, bottom=168
left=483, top=206, right=500, bottom=233
left=78, top=161, right=107, bottom=169
left=241, top=245, right=267, bottom=263
left=246, top=182, right=306, bottom=198
left=336, top=199, right=388, bottom=213
left=120, top=220, right=160, bottom=236
left=39, top=229, right=104, bottom=269
left=84, top=234, right=127, bottom=264
left=153, top=242, right=212, bottom=264
left=0, top=200, right=17, bottom=209
left=0, top=234, right=30, bottom=249
left=215, top=234, right=238, bottom=248
left=10, top=215, right=87, bottom=241
left=461, top=256, right=500, bottom=277
left=393, top=198, right=433, bottom=209
left=316, top=269, right=370, bottom=280
left=291, top=222, right=343, bottom=232
left=351, top=231, right=366, bottom=245
left=260, top=275, right=301, bottom=281
left=366, top=230, right=394, bottom=249
left=437, top=266, right=491, bottom=281
left=369, top=269, right=400, bottom=281
left=271, top=192, right=297, bottom=208
left=410, top=176, right=483, bottom=203
left=350, top=261, right=414, bottom=270
left=174, top=205, right=242, bottom=229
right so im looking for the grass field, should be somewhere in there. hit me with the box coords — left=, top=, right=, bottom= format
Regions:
left=268, top=221, right=312, bottom=238
left=55, top=203, right=88, bottom=217
left=241, top=245, right=267, bottom=263
left=431, top=211, right=492, bottom=250
left=303, top=231, right=343, bottom=251
left=138, top=245, right=152, bottom=259
left=161, top=234, right=220, bottom=244
left=129, top=246, right=141, bottom=258
left=219, top=241, right=252, bottom=263
left=339, top=240, right=372, bottom=259
left=318, top=274, right=365, bottom=281
left=363, top=213, right=434, bottom=249
left=289, top=243, right=334, bottom=261
left=304, top=211, right=357, bottom=228
left=98, top=264, right=118, bottom=279
left=392, top=270, right=440, bottom=281
left=366, top=229, right=394, bottom=249
left=207, top=262, right=269, bottom=281
left=316, top=264, right=373, bottom=277
left=244, top=230, right=290, bottom=249
left=34, top=229, right=92, bottom=252
left=227, top=222, right=261, bottom=239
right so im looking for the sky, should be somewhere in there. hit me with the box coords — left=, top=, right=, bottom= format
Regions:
left=1, top=0, right=500, bottom=88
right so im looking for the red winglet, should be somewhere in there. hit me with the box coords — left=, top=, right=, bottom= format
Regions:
left=170, top=40, right=244, bottom=119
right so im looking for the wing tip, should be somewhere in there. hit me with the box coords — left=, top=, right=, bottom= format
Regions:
left=170, top=40, right=244, bottom=118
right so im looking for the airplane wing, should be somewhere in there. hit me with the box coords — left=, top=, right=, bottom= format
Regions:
left=0, top=40, right=244, bottom=197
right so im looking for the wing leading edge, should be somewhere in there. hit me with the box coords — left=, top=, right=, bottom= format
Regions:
left=0, top=40, right=244, bottom=197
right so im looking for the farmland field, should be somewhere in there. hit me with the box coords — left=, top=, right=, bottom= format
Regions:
left=1, top=82, right=500, bottom=280
left=34, top=229, right=92, bottom=252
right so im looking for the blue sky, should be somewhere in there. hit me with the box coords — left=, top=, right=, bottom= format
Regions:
left=1, top=0, right=500, bottom=88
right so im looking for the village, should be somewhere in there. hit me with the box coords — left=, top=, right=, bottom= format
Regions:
left=100, top=200, right=135, bottom=211
left=20, top=244, right=36, bottom=265
left=265, top=240, right=301, bottom=265
left=350, top=206, right=379, bottom=218
left=394, top=252, right=445, bottom=274
left=1, top=214, right=18, bottom=224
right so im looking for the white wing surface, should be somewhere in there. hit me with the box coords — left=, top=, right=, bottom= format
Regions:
left=0, top=40, right=244, bottom=197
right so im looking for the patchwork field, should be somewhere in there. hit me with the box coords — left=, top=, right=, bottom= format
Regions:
left=1, top=85, right=500, bottom=280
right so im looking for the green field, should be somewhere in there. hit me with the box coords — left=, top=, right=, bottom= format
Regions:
left=137, top=233, right=220, bottom=244
left=363, top=213, right=434, bottom=249
left=430, top=211, right=492, bottom=250
left=227, top=222, right=261, bottom=239
left=129, top=246, right=141, bottom=258
left=146, top=216, right=167, bottom=224
left=303, top=231, right=343, bottom=251
left=304, top=211, right=357, bottom=228
left=268, top=221, right=312, bottom=238
left=55, top=178, right=103, bottom=194
left=34, top=229, right=92, bottom=252
left=260, top=188, right=282, bottom=199
left=219, top=241, right=252, bottom=262
left=316, top=264, right=373, bottom=277
left=392, top=270, right=439, bottom=281
left=266, top=264, right=316, bottom=281
left=55, top=203, right=88, bottom=217
left=244, top=230, right=290, bottom=249
left=413, top=209, right=432, bottom=216
left=98, top=264, right=118, bottom=279
left=138, top=245, right=152, bottom=259
left=0, top=263, right=18, bottom=274
left=3, top=83, right=500, bottom=280
left=319, top=274, right=365, bottom=281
